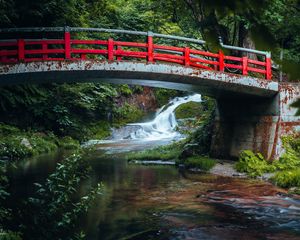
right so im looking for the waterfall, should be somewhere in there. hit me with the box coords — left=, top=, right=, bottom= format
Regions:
left=84, top=94, right=201, bottom=147
left=127, top=94, right=202, bottom=141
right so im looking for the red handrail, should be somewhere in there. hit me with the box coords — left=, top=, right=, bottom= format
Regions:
left=0, top=29, right=272, bottom=80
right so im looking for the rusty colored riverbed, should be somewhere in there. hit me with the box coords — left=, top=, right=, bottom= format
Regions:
left=9, top=144, right=300, bottom=240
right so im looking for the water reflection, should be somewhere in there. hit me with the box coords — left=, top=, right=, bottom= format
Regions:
left=9, top=148, right=300, bottom=240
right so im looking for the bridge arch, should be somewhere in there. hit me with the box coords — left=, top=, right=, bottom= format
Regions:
left=0, top=27, right=299, bottom=160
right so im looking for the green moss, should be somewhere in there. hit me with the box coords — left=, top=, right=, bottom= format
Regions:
left=175, top=101, right=203, bottom=119
left=117, top=84, right=133, bottom=96
left=126, top=141, right=184, bottom=161
left=153, top=89, right=180, bottom=107
left=271, top=169, right=300, bottom=188
left=235, top=150, right=275, bottom=177
left=82, top=121, right=111, bottom=140
left=113, top=102, right=144, bottom=125
left=182, top=156, right=216, bottom=171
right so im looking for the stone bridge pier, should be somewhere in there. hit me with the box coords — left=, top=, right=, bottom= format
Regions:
left=210, top=83, right=300, bottom=160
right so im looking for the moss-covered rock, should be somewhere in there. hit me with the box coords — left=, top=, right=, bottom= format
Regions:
left=113, top=102, right=144, bottom=126
left=175, top=101, right=203, bottom=119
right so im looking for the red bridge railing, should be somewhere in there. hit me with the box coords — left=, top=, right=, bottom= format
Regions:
left=0, top=27, right=272, bottom=80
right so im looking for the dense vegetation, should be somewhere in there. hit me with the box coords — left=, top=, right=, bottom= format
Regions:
left=235, top=135, right=300, bottom=193
left=1, top=0, right=300, bottom=238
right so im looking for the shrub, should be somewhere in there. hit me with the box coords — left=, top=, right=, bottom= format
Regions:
left=273, top=136, right=300, bottom=170
left=235, top=150, right=275, bottom=177
left=18, top=152, right=103, bottom=239
left=58, top=136, right=80, bottom=150
left=271, top=169, right=300, bottom=188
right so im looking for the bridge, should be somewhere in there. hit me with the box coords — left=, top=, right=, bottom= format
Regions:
left=0, top=27, right=299, bottom=160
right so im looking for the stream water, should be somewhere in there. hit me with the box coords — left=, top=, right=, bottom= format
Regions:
left=8, top=95, right=300, bottom=239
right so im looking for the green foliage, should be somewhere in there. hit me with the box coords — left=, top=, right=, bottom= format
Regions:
left=235, top=150, right=275, bottom=177
left=17, top=151, right=103, bottom=239
left=0, top=123, right=82, bottom=160
left=0, top=161, right=10, bottom=224
left=235, top=136, right=300, bottom=185
left=180, top=97, right=216, bottom=157
left=117, top=85, right=133, bottom=96
left=113, top=102, right=144, bottom=125
left=0, top=123, right=59, bottom=160
left=273, top=135, right=300, bottom=171
left=182, top=156, right=216, bottom=171
left=153, top=89, right=180, bottom=107
left=175, top=101, right=203, bottom=119
left=0, top=230, right=22, bottom=240
left=58, top=137, right=80, bottom=150
left=271, top=169, right=300, bottom=188
left=126, top=141, right=184, bottom=161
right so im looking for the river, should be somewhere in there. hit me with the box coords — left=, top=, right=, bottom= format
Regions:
left=8, top=95, right=300, bottom=240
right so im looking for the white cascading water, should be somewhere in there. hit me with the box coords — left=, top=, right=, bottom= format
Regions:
left=128, top=94, right=202, bottom=141
left=83, top=94, right=202, bottom=148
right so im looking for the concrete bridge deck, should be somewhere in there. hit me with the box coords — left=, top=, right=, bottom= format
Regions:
left=0, top=61, right=278, bottom=99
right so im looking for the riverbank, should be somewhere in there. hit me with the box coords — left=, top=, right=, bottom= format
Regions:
left=125, top=132, right=300, bottom=195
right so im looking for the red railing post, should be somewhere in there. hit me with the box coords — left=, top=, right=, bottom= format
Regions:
left=242, top=56, right=248, bottom=75
left=266, top=56, right=272, bottom=80
left=64, top=26, right=71, bottom=59
left=184, top=47, right=190, bottom=66
left=117, top=46, right=122, bottom=61
left=108, top=38, right=114, bottom=61
left=147, top=31, right=154, bottom=63
left=219, top=50, right=224, bottom=71
left=42, top=41, right=47, bottom=60
left=18, top=39, right=25, bottom=61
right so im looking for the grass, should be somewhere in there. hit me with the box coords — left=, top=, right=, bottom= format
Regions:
left=181, top=156, right=216, bottom=171
left=126, top=141, right=184, bottom=161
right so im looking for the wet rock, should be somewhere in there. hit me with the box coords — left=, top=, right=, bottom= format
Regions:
left=20, top=138, right=32, bottom=149
left=109, top=125, right=142, bottom=140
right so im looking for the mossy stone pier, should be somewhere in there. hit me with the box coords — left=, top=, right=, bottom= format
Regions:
left=211, top=83, right=300, bottom=160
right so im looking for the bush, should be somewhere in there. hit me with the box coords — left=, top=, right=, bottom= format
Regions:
left=58, top=136, right=80, bottom=150
left=271, top=169, right=300, bottom=188
left=17, top=151, right=103, bottom=239
left=273, top=136, right=300, bottom=171
left=0, top=230, right=22, bottom=240
left=183, top=156, right=216, bottom=171
left=235, top=150, right=275, bottom=177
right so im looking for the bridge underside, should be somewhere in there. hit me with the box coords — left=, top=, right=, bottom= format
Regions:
left=0, top=61, right=299, bottom=160
left=0, top=61, right=278, bottom=99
